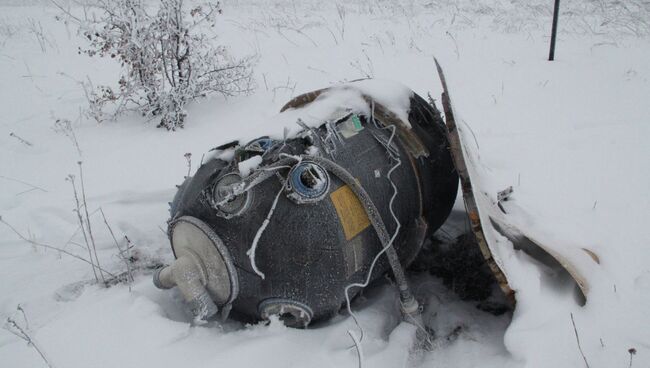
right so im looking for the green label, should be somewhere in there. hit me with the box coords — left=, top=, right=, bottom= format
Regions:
left=351, top=115, right=363, bottom=130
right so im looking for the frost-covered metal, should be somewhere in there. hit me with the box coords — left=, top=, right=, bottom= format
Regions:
left=155, top=82, right=458, bottom=326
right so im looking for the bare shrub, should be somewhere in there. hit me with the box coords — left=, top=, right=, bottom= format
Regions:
left=56, top=0, right=255, bottom=130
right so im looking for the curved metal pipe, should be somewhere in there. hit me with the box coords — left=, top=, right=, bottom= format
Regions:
left=210, top=152, right=420, bottom=319
left=153, top=255, right=219, bottom=321
left=304, top=155, right=420, bottom=318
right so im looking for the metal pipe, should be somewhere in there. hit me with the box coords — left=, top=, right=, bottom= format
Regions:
left=209, top=152, right=421, bottom=320
left=549, top=0, right=560, bottom=61
left=153, top=255, right=219, bottom=321
left=214, top=157, right=296, bottom=206
left=305, top=155, right=420, bottom=318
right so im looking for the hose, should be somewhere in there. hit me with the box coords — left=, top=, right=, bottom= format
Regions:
left=304, top=155, right=418, bottom=315
left=215, top=142, right=418, bottom=315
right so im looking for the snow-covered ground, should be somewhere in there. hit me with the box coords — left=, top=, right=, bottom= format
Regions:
left=1, top=1, right=649, bottom=367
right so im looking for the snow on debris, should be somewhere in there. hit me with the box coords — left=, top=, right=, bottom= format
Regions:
left=0, top=1, right=649, bottom=368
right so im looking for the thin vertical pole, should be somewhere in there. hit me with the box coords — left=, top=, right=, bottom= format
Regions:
left=549, top=0, right=560, bottom=61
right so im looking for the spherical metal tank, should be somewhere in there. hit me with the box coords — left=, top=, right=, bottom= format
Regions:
left=155, top=83, right=458, bottom=327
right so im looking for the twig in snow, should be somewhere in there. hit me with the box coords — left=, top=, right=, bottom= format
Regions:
left=53, top=114, right=82, bottom=157
left=21, top=61, right=45, bottom=93
left=335, top=3, right=346, bottom=41
left=123, top=235, right=135, bottom=283
left=324, top=25, right=339, bottom=45
left=362, top=49, right=374, bottom=78
left=0, top=17, right=19, bottom=46
left=0, top=175, right=47, bottom=193
left=66, top=174, right=99, bottom=282
left=570, top=313, right=591, bottom=368
left=271, top=76, right=297, bottom=102
left=78, top=161, right=106, bottom=284
left=157, top=225, right=168, bottom=236
left=0, top=216, right=115, bottom=278
left=26, top=17, right=56, bottom=53
left=124, top=235, right=134, bottom=261
left=48, top=0, right=82, bottom=23
left=9, top=132, right=33, bottom=146
left=100, top=208, right=133, bottom=291
left=275, top=24, right=318, bottom=47
left=4, top=317, right=55, bottom=368
left=628, top=348, right=636, bottom=368
left=350, top=59, right=372, bottom=79
left=16, top=188, right=40, bottom=196
left=262, top=73, right=269, bottom=91
left=68, top=241, right=87, bottom=250
left=446, top=31, right=460, bottom=60
left=307, top=66, right=328, bottom=74
left=16, top=305, right=29, bottom=330
left=62, top=207, right=100, bottom=252
left=348, top=329, right=363, bottom=368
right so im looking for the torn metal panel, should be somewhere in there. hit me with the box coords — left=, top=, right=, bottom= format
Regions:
left=435, top=59, right=516, bottom=304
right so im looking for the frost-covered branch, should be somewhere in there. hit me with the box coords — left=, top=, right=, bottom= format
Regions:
left=0, top=216, right=116, bottom=279
left=57, top=0, right=255, bottom=130
left=4, top=317, right=54, bottom=368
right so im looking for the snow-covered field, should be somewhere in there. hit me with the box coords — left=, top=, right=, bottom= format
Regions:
left=1, top=0, right=649, bottom=367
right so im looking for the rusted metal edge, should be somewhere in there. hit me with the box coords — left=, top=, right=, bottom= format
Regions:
left=434, top=58, right=515, bottom=305
left=280, top=88, right=327, bottom=112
